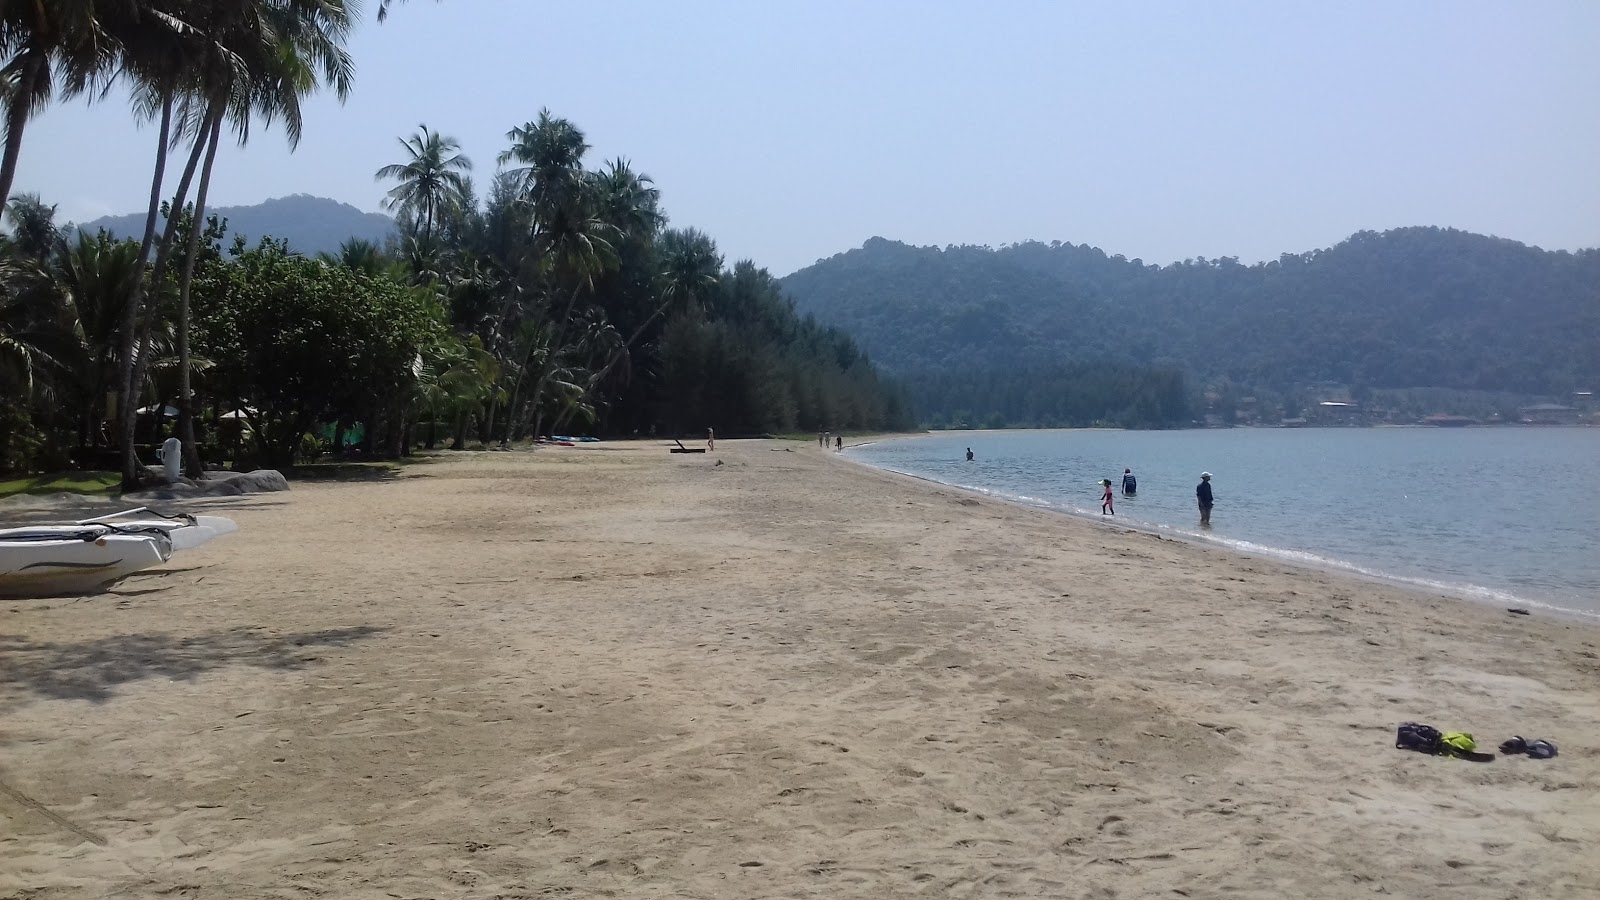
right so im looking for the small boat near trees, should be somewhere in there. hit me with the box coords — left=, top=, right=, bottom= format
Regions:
left=0, top=510, right=237, bottom=598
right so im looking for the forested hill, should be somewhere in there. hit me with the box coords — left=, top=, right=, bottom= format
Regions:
left=780, top=229, right=1600, bottom=397
left=77, top=194, right=395, bottom=257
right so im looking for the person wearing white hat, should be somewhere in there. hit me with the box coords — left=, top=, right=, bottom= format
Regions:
left=1196, top=472, right=1214, bottom=526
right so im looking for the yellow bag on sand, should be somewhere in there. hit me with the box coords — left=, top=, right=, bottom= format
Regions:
left=1441, top=732, right=1476, bottom=755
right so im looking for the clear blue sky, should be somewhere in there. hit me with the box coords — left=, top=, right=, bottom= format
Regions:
left=17, top=0, right=1600, bottom=274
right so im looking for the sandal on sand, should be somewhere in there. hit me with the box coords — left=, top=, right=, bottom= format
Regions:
left=1526, top=739, right=1558, bottom=759
left=1500, top=736, right=1558, bottom=759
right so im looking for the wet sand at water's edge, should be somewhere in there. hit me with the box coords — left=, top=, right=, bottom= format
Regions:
left=2, top=440, right=1597, bottom=898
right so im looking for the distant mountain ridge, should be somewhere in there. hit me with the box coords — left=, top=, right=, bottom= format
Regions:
left=779, top=228, right=1600, bottom=397
left=75, top=194, right=395, bottom=257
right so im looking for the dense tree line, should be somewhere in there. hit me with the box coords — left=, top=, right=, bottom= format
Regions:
left=782, top=230, right=1600, bottom=410
left=0, top=2, right=909, bottom=478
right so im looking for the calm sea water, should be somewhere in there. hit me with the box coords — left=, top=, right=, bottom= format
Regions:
left=847, top=428, right=1600, bottom=619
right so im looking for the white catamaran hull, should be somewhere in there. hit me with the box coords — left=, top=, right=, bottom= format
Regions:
left=0, top=532, right=173, bottom=597
left=0, top=511, right=237, bottom=598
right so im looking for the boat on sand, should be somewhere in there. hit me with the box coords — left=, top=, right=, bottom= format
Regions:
left=0, top=509, right=238, bottom=598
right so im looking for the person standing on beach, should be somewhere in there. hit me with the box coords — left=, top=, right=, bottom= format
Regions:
left=1101, top=479, right=1115, bottom=515
left=1122, top=468, right=1137, bottom=496
left=818, top=431, right=824, bottom=447
left=836, top=436, right=843, bottom=452
left=707, top=427, right=715, bottom=451
left=1196, top=472, right=1214, bottom=526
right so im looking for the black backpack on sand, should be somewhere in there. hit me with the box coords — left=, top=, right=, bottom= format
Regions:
left=1396, top=722, right=1444, bottom=755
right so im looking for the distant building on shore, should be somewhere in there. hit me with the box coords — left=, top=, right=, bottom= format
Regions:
left=1519, top=403, right=1580, bottom=425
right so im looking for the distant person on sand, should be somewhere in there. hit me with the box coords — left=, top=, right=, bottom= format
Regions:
left=818, top=431, right=824, bottom=447
left=1197, top=472, right=1214, bottom=526
left=966, top=447, right=974, bottom=461
left=836, top=436, right=843, bottom=452
left=707, top=427, right=715, bottom=451
left=1122, top=468, right=1137, bottom=496
left=1101, top=479, right=1115, bottom=515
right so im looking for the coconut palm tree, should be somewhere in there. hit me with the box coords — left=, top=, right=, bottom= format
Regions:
left=0, top=254, right=70, bottom=397
left=319, top=237, right=388, bottom=276
left=55, top=230, right=141, bottom=446
left=107, top=0, right=215, bottom=487
left=375, top=124, right=472, bottom=244
left=500, top=110, right=590, bottom=226
left=582, top=226, right=720, bottom=396
left=0, top=0, right=123, bottom=205
left=114, top=0, right=356, bottom=485
left=4, top=193, right=62, bottom=260
left=655, top=227, right=723, bottom=312
left=177, top=0, right=355, bottom=471
left=589, top=158, right=663, bottom=242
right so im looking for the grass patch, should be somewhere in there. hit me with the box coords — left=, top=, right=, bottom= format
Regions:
left=0, top=471, right=121, bottom=500
left=286, top=460, right=403, bottom=482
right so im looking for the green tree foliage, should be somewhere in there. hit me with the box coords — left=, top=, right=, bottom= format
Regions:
left=782, top=230, right=1600, bottom=408
left=655, top=262, right=913, bottom=436
left=910, top=362, right=1191, bottom=430
left=375, top=125, right=472, bottom=243
left=190, top=240, right=440, bottom=467
left=0, top=0, right=907, bottom=475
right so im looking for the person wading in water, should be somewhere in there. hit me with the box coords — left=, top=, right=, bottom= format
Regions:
left=1196, top=472, right=1214, bottom=526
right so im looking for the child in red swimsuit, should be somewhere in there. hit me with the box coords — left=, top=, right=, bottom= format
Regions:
left=1101, top=479, right=1115, bottom=515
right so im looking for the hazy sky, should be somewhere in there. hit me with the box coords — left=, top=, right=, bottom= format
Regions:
left=16, top=0, right=1600, bottom=274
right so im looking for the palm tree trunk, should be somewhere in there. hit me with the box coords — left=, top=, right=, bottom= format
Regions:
left=586, top=297, right=676, bottom=394
left=177, top=104, right=225, bottom=478
left=132, top=96, right=174, bottom=275
left=118, top=104, right=211, bottom=490
left=0, top=49, right=46, bottom=207
left=523, top=284, right=585, bottom=432
left=549, top=403, right=577, bottom=437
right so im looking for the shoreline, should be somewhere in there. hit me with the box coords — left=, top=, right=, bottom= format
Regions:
left=4, top=441, right=1597, bottom=898
left=839, top=433, right=1600, bottom=627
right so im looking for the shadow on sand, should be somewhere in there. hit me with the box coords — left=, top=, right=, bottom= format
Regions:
left=0, top=625, right=386, bottom=706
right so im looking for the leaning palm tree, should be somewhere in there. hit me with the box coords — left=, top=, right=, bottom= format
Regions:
left=171, top=0, right=355, bottom=477
left=0, top=0, right=123, bottom=205
left=109, top=0, right=212, bottom=487
left=375, top=124, right=472, bottom=244
left=583, top=226, right=721, bottom=394
left=113, top=0, right=357, bottom=486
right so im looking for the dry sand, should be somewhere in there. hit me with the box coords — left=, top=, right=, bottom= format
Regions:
left=2, top=439, right=1597, bottom=899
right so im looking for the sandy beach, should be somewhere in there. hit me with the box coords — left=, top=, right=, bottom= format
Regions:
left=2, top=439, right=1597, bottom=899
